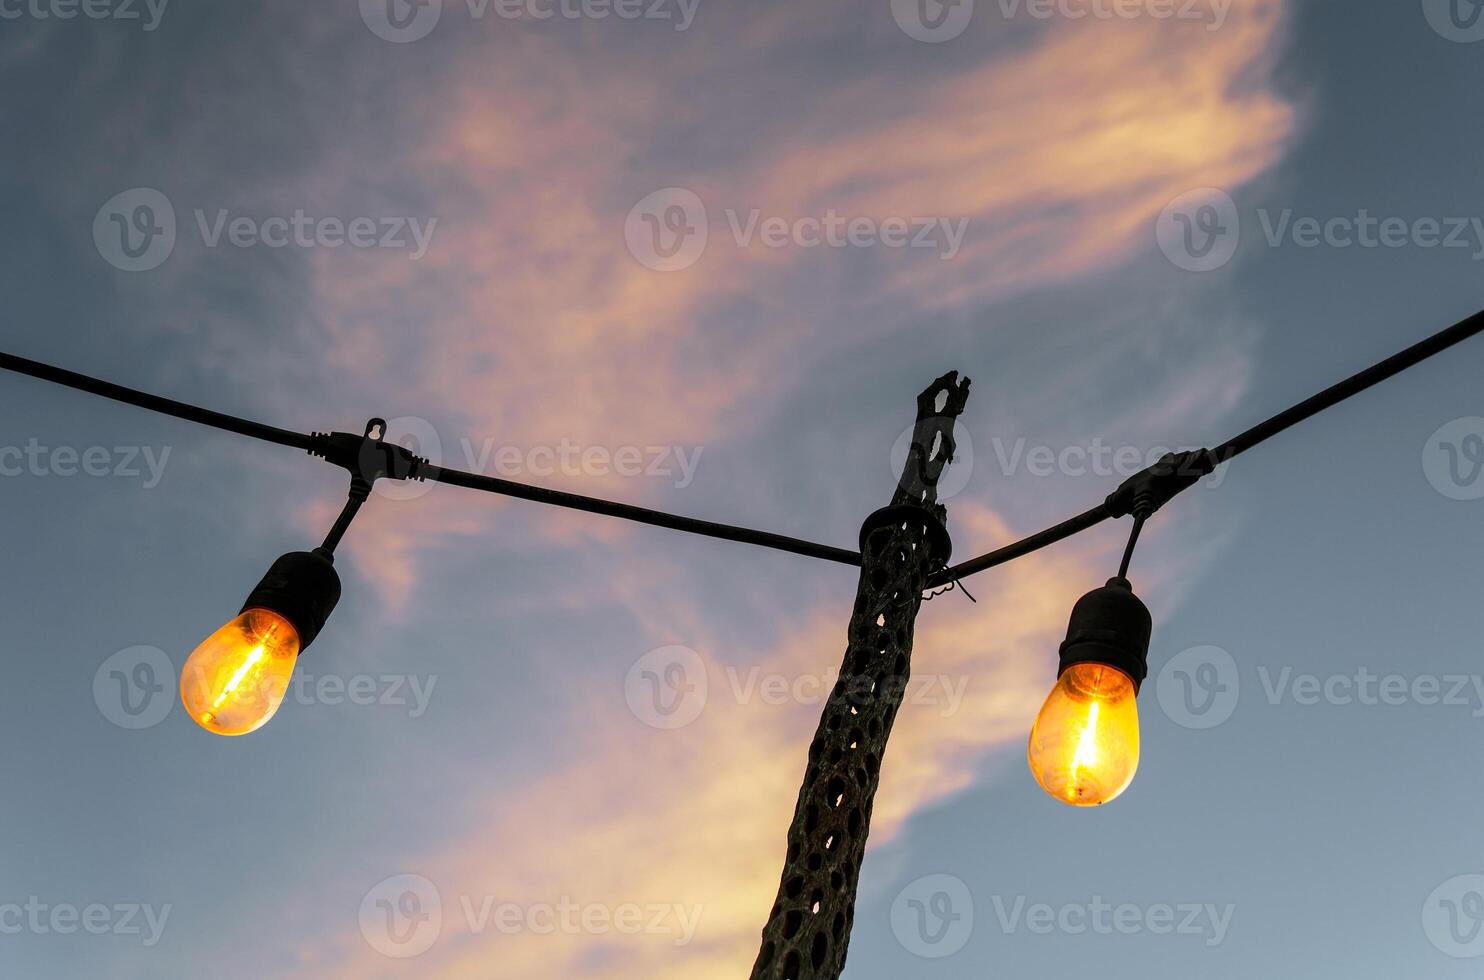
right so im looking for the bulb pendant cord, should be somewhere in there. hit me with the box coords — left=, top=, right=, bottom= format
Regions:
left=1115, top=489, right=1157, bottom=580
left=315, top=418, right=387, bottom=560
left=1117, top=514, right=1147, bottom=581
left=318, top=478, right=370, bottom=559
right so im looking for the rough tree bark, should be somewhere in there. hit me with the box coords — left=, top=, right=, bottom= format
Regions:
left=749, top=371, right=971, bottom=980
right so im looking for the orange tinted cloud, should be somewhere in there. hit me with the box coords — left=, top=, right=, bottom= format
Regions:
left=281, top=3, right=1296, bottom=976
left=307, top=0, right=1292, bottom=606
left=286, top=501, right=1096, bottom=980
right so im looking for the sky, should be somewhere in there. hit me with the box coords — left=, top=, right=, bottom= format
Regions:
left=4, top=0, right=1484, bottom=976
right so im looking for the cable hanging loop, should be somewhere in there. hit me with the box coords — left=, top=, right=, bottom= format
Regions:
left=308, top=416, right=428, bottom=486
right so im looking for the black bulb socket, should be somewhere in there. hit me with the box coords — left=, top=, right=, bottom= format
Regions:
left=1057, top=577, right=1152, bottom=693
left=239, top=550, right=342, bottom=652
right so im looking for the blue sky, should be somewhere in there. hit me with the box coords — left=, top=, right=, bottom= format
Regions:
left=4, top=0, right=1484, bottom=977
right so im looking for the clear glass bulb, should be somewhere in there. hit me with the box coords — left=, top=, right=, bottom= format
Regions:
left=180, top=608, right=300, bottom=736
left=1027, top=662, right=1140, bottom=806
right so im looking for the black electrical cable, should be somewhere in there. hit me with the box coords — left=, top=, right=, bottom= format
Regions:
left=0, top=351, right=314, bottom=451
left=1212, top=307, right=1484, bottom=461
left=426, top=464, right=862, bottom=567
left=932, top=306, right=1484, bottom=588
left=927, top=505, right=1113, bottom=586
left=5, top=304, right=1484, bottom=585
left=0, top=350, right=862, bottom=568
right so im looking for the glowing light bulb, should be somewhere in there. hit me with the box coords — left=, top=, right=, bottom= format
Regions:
left=180, top=608, right=301, bottom=736
left=1027, top=662, right=1140, bottom=807
left=179, top=549, right=340, bottom=736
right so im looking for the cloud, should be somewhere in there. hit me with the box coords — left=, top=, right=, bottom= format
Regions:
left=284, top=500, right=1099, bottom=980
left=267, top=5, right=1300, bottom=975
left=285, top=0, right=1294, bottom=608
left=68, top=2, right=1299, bottom=975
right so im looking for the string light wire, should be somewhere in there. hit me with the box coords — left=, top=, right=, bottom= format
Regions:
left=4, top=304, right=1483, bottom=583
